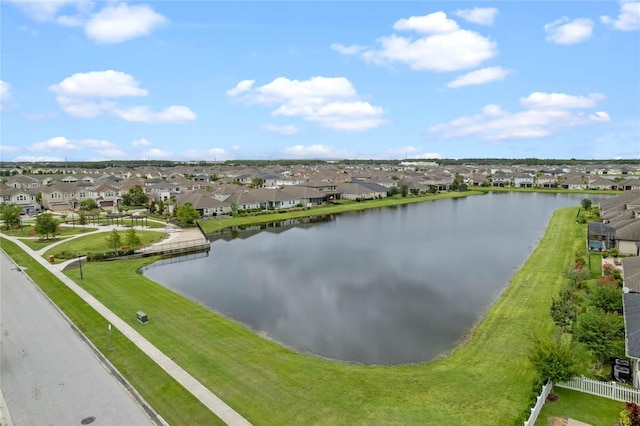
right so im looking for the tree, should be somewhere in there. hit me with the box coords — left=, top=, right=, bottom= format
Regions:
left=81, top=198, right=97, bottom=210
left=105, top=229, right=122, bottom=252
left=388, top=186, right=399, bottom=196
left=563, top=266, right=591, bottom=287
left=0, top=203, right=22, bottom=230
left=78, top=211, right=87, bottom=229
left=124, top=228, right=141, bottom=248
left=590, top=284, right=623, bottom=314
left=123, top=184, right=148, bottom=206
left=529, top=336, right=587, bottom=384
left=581, top=199, right=592, bottom=210
left=574, top=310, right=625, bottom=366
left=34, top=213, right=59, bottom=239
left=250, top=177, right=264, bottom=188
left=176, top=202, right=200, bottom=225
left=400, top=184, right=409, bottom=197
left=549, top=288, right=578, bottom=333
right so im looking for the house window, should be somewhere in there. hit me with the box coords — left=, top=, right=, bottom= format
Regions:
left=79, top=192, right=86, bottom=198
left=17, top=195, right=27, bottom=201
left=51, top=193, right=61, bottom=199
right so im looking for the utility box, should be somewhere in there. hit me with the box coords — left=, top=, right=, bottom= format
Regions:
left=614, top=365, right=631, bottom=382
left=136, top=311, right=148, bottom=324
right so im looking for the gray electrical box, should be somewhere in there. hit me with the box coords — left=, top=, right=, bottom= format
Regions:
left=136, top=311, right=148, bottom=324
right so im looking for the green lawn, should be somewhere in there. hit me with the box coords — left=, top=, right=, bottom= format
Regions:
left=0, top=238, right=224, bottom=425
left=535, top=387, right=623, bottom=425
left=42, top=230, right=168, bottom=263
left=2, top=205, right=589, bottom=425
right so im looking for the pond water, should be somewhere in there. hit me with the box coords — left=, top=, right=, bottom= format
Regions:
left=142, top=192, right=609, bottom=365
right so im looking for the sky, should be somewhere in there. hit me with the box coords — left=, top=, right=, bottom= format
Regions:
left=1, top=1, right=639, bottom=162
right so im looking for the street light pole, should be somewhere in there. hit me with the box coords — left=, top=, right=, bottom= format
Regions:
left=78, top=253, right=83, bottom=279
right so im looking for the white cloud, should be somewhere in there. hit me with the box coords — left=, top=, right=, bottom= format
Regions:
left=281, top=144, right=343, bottom=158
left=55, top=97, right=116, bottom=118
left=330, top=43, right=366, bottom=55
left=544, top=17, right=594, bottom=45
left=227, top=76, right=387, bottom=132
left=10, top=1, right=167, bottom=43
left=453, top=7, right=498, bottom=26
left=331, top=12, right=498, bottom=72
left=29, top=136, right=78, bottom=151
left=261, top=124, right=302, bottom=135
left=520, top=92, right=604, bottom=109
left=393, top=12, right=459, bottom=34
left=411, top=152, right=444, bottom=159
left=141, top=148, right=173, bottom=159
left=447, top=66, right=510, bottom=88
left=8, top=0, right=83, bottom=22
left=12, top=155, right=64, bottom=162
left=77, top=138, right=115, bottom=149
left=113, top=105, right=196, bottom=122
left=132, top=138, right=152, bottom=147
left=50, top=70, right=195, bottom=122
left=335, top=12, right=497, bottom=72
left=49, top=70, right=148, bottom=98
left=85, top=3, right=167, bottom=44
left=429, top=91, right=610, bottom=140
left=226, top=79, right=255, bottom=96
left=601, top=1, right=640, bottom=31
left=0, top=80, right=12, bottom=111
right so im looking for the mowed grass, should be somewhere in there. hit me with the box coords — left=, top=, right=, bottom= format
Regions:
left=534, top=387, right=623, bottom=425
left=23, top=206, right=585, bottom=425
left=43, top=230, right=168, bottom=263
left=0, top=238, right=224, bottom=425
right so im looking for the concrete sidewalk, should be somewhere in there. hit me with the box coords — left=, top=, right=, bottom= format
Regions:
left=1, top=231, right=251, bottom=426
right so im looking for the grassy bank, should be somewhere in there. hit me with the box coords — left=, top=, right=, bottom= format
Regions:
left=1, top=204, right=587, bottom=424
left=197, top=190, right=484, bottom=233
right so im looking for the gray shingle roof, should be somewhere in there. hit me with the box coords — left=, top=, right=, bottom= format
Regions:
left=624, top=292, right=640, bottom=358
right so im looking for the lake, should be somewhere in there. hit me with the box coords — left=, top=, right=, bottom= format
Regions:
left=142, top=192, right=609, bottom=365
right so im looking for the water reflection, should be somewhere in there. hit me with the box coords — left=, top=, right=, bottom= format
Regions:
left=143, top=192, right=611, bottom=365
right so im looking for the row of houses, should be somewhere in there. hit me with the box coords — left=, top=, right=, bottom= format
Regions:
left=2, top=163, right=640, bottom=217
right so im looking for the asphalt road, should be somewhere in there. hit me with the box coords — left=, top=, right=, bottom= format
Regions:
left=0, top=250, right=155, bottom=426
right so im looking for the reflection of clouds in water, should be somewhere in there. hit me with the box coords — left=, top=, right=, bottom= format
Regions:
left=145, top=192, right=613, bottom=365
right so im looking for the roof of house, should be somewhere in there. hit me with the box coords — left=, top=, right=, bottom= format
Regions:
left=623, top=292, right=640, bottom=359
left=623, top=257, right=640, bottom=293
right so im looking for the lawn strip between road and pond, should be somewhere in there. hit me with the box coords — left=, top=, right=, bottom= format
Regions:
left=1, top=204, right=586, bottom=424
left=0, top=238, right=225, bottom=426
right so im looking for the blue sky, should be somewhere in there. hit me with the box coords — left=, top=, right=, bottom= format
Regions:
left=1, top=1, right=639, bottom=162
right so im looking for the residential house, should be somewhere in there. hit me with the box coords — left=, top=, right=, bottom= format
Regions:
left=491, top=174, right=511, bottom=187
left=0, top=184, right=39, bottom=211
left=561, top=175, right=588, bottom=190
left=536, top=174, right=557, bottom=188
left=620, top=178, right=640, bottom=191
left=336, top=181, right=388, bottom=200
left=88, top=183, right=122, bottom=211
left=514, top=174, right=534, bottom=188
left=589, top=176, right=618, bottom=191
left=6, top=175, right=40, bottom=189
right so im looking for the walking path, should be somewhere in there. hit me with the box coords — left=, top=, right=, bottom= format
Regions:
left=0, top=223, right=251, bottom=426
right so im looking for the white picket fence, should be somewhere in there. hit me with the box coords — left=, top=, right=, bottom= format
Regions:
left=524, top=381, right=553, bottom=426
left=555, top=375, right=640, bottom=404
left=524, top=376, right=640, bottom=426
